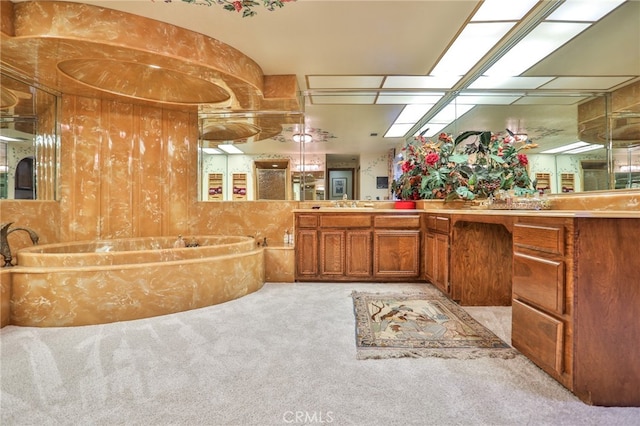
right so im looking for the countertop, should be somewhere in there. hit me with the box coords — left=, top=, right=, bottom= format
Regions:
left=293, top=208, right=640, bottom=219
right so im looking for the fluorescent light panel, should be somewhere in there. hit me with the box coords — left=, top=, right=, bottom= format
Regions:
left=217, top=144, right=243, bottom=154
left=540, top=141, right=589, bottom=154
left=471, top=0, right=539, bottom=21
left=546, top=0, right=625, bottom=22
left=395, top=105, right=434, bottom=123
left=620, top=165, right=640, bottom=172
left=202, top=147, right=223, bottom=154
left=431, top=22, right=515, bottom=76
left=384, top=123, right=415, bottom=138
left=468, top=76, right=554, bottom=89
left=563, top=144, right=605, bottom=154
left=484, top=22, right=590, bottom=76
left=0, top=135, right=28, bottom=142
left=383, top=76, right=460, bottom=89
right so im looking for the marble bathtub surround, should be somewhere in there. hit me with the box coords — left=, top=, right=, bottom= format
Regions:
left=10, top=236, right=264, bottom=327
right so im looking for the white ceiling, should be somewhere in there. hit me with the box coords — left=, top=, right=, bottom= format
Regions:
left=31, top=0, right=640, bottom=157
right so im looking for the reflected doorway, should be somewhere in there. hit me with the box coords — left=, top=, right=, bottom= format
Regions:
left=581, top=160, right=609, bottom=192
left=328, top=168, right=355, bottom=200
left=14, top=156, right=34, bottom=199
left=254, top=159, right=290, bottom=200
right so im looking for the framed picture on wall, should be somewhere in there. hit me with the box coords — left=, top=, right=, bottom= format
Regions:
left=376, top=176, right=389, bottom=189
left=331, top=177, right=346, bottom=198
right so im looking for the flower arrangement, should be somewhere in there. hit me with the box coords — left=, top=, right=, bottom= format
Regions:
left=162, top=0, right=296, bottom=18
left=391, top=130, right=537, bottom=201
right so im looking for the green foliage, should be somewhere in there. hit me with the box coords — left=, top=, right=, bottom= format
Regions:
left=392, top=131, right=536, bottom=201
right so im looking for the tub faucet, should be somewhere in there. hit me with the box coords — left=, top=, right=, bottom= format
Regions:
left=1, top=222, right=40, bottom=267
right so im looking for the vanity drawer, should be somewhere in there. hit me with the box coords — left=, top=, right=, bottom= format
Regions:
left=513, top=223, right=564, bottom=255
left=297, top=215, right=318, bottom=228
left=374, top=215, right=420, bottom=228
left=512, top=299, right=564, bottom=376
left=320, top=215, right=372, bottom=228
left=513, top=253, right=565, bottom=315
left=427, top=215, right=449, bottom=233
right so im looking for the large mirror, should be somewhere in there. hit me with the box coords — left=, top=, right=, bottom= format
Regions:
left=0, top=73, right=58, bottom=200
left=198, top=110, right=308, bottom=201
left=198, top=86, right=640, bottom=201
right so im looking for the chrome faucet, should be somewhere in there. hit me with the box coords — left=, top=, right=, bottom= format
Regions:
left=1, top=222, right=40, bottom=267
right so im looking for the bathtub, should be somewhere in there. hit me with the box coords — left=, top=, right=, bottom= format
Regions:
left=9, top=236, right=264, bottom=327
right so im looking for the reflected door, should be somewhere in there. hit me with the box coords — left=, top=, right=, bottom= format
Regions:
left=255, top=159, right=290, bottom=200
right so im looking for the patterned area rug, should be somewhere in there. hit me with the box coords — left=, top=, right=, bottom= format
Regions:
left=352, top=291, right=517, bottom=360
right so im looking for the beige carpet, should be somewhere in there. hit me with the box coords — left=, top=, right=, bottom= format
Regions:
left=2, top=282, right=639, bottom=425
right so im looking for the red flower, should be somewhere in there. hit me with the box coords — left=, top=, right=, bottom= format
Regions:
left=401, top=161, right=413, bottom=173
left=517, top=153, right=528, bottom=166
left=438, top=133, right=452, bottom=143
left=233, top=1, right=243, bottom=12
left=425, top=152, right=439, bottom=167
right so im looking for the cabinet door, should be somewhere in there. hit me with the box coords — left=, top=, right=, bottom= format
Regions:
left=373, top=230, right=420, bottom=278
left=425, top=232, right=449, bottom=293
left=346, top=230, right=372, bottom=277
left=295, top=230, right=318, bottom=277
left=425, top=232, right=437, bottom=283
left=435, top=233, right=449, bottom=292
left=319, top=230, right=345, bottom=276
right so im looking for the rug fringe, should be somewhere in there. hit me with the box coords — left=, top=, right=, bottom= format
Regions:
left=350, top=289, right=443, bottom=299
left=356, top=348, right=520, bottom=361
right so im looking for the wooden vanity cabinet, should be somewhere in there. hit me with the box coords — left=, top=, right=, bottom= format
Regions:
left=513, top=216, right=640, bottom=406
left=295, top=212, right=422, bottom=282
left=296, top=210, right=640, bottom=405
left=296, top=213, right=373, bottom=281
left=424, top=214, right=450, bottom=295
left=373, top=214, right=421, bottom=279
left=571, top=218, right=640, bottom=406
left=512, top=217, right=574, bottom=390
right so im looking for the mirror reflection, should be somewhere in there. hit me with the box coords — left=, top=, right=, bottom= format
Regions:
left=198, top=87, right=640, bottom=201
left=0, top=73, right=58, bottom=200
